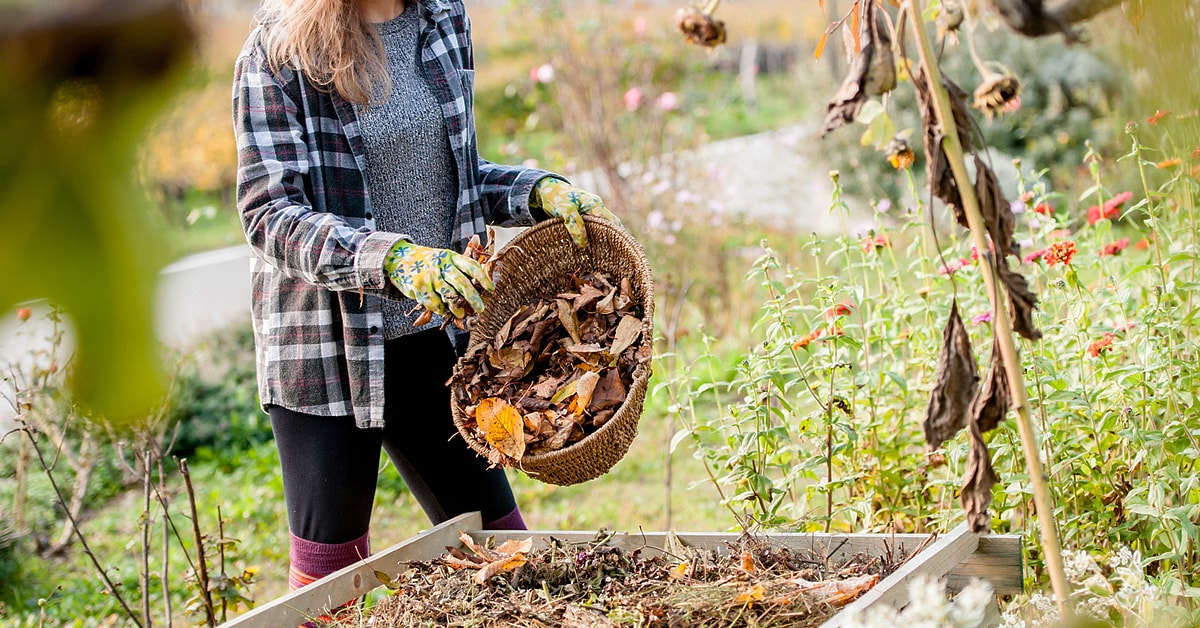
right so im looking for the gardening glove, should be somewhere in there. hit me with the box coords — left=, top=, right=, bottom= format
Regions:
left=383, top=240, right=494, bottom=319
left=533, top=178, right=623, bottom=248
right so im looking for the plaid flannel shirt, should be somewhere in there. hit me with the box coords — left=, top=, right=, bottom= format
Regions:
left=232, top=0, right=556, bottom=429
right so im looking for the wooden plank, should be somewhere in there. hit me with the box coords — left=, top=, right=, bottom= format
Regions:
left=221, top=512, right=481, bottom=628
left=474, top=529, right=1022, bottom=595
left=820, top=523, right=979, bottom=627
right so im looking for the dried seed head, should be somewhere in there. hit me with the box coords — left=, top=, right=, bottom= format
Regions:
left=884, top=136, right=915, bottom=169
left=972, top=72, right=1021, bottom=119
left=675, top=6, right=727, bottom=48
left=937, top=0, right=964, bottom=41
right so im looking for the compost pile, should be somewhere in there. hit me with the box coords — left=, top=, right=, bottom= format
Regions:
left=343, top=531, right=909, bottom=628
left=453, top=270, right=650, bottom=467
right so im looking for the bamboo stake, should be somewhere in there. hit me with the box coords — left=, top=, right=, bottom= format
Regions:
left=903, top=0, right=1072, bottom=616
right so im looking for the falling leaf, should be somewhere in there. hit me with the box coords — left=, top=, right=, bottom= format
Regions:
left=735, top=583, right=765, bottom=604
left=476, top=398, right=526, bottom=462
left=610, top=315, right=643, bottom=356
left=923, top=302, right=979, bottom=451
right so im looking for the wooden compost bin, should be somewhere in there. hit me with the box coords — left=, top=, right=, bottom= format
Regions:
left=223, top=512, right=1022, bottom=627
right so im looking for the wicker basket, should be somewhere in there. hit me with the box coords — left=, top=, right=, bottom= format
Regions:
left=449, top=216, right=654, bottom=486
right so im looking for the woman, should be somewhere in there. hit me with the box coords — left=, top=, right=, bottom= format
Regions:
left=232, top=0, right=619, bottom=592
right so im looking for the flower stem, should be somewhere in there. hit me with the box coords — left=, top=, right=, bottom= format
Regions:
left=905, top=0, right=1072, bottom=615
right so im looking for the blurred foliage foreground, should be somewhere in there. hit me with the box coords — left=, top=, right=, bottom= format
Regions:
left=0, top=0, right=196, bottom=420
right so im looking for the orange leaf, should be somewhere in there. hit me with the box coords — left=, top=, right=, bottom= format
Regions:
left=814, top=30, right=829, bottom=60
left=476, top=398, right=526, bottom=461
left=735, top=583, right=765, bottom=604
left=741, top=550, right=756, bottom=573
left=850, top=1, right=862, bottom=53
left=472, top=553, right=528, bottom=585
left=670, top=563, right=689, bottom=580
left=572, top=371, right=601, bottom=415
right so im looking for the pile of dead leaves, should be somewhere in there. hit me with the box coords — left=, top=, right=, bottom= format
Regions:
left=338, top=531, right=908, bottom=628
left=453, top=270, right=651, bottom=468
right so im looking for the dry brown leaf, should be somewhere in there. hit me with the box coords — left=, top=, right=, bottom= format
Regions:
left=530, top=376, right=563, bottom=399
left=472, top=552, right=528, bottom=585
left=556, top=298, right=583, bottom=345
left=923, top=301, right=979, bottom=451
left=912, top=67, right=975, bottom=227
left=734, top=583, right=765, bottom=604
left=740, top=550, right=756, bottom=573
left=591, top=368, right=627, bottom=412
left=572, top=371, right=602, bottom=415
left=821, top=0, right=894, bottom=136
left=476, top=398, right=526, bottom=462
left=974, top=156, right=1017, bottom=258
left=493, top=538, right=534, bottom=555
left=972, top=338, right=1011, bottom=433
left=998, top=260, right=1042, bottom=340
left=595, top=287, right=618, bottom=315
left=574, top=284, right=606, bottom=310
left=522, top=411, right=542, bottom=434
left=962, top=418, right=999, bottom=532
left=610, top=315, right=643, bottom=357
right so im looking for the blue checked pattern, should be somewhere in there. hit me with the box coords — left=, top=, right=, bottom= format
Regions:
left=232, top=0, right=558, bottom=428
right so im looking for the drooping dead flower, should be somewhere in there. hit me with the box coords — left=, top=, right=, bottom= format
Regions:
left=936, top=0, right=965, bottom=43
left=972, top=71, right=1021, bottom=119
left=675, top=0, right=727, bottom=48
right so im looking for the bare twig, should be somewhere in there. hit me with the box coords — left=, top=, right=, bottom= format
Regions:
left=904, top=0, right=1071, bottom=615
left=141, top=447, right=153, bottom=628
left=180, top=458, right=216, bottom=627
left=21, top=427, right=144, bottom=627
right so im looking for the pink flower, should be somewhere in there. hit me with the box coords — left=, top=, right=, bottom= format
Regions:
left=656, top=91, right=679, bottom=112
left=624, top=88, right=644, bottom=112
left=1023, top=249, right=1045, bottom=264
left=531, top=63, right=555, bottom=84
left=971, top=312, right=993, bottom=325
left=1100, top=237, right=1131, bottom=256
left=633, top=16, right=647, bottom=37
left=938, top=258, right=967, bottom=276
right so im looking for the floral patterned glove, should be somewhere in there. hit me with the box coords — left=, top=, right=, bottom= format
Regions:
left=383, top=240, right=494, bottom=319
left=533, top=178, right=623, bottom=248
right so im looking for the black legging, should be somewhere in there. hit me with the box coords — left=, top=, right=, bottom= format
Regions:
left=269, top=329, right=517, bottom=544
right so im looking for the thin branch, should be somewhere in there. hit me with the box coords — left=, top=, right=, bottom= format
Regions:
left=180, top=458, right=217, bottom=627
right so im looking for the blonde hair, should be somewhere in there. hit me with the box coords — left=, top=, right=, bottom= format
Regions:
left=257, top=0, right=391, bottom=105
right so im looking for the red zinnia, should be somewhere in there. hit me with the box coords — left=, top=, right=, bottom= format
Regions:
left=1023, top=249, right=1046, bottom=264
left=1148, top=109, right=1171, bottom=125
left=861, top=233, right=891, bottom=252
left=1043, top=240, right=1077, bottom=266
left=825, top=303, right=855, bottom=318
left=1100, top=237, right=1131, bottom=256
left=1033, top=203, right=1053, bottom=215
left=1087, top=332, right=1116, bottom=358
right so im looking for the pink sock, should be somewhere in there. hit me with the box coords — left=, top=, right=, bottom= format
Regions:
left=483, top=506, right=528, bottom=530
left=288, top=531, right=370, bottom=591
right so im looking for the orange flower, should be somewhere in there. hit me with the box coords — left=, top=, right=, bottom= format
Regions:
left=1043, top=240, right=1077, bottom=266
left=1087, top=332, right=1116, bottom=358
left=1134, top=237, right=1151, bottom=251
left=1100, top=237, right=1131, bottom=256
left=825, top=303, right=855, bottom=318
left=17, top=307, right=32, bottom=322
left=1156, top=158, right=1182, bottom=169
left=792, top=328, right=824, bottom=350
left=1147, top=109, right=1171, bottom=125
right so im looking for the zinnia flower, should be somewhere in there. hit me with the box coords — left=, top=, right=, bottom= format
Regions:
left=792, top=328, right=824, bottom=350
left=623, top=88, right=644, bottom=112
left=825, top=303, right=855, bottom=318
left=1043, top=240, right=1077, bottom=266
left=1048, top=229, right=1072, bottom=241
left=1087, top=332, right=1116, bottom=358
left=17, top=307, right=32, bottom=322
left=862, top=233, right=891, bottom=252
left=1023, top=249, right=1045, bottom=264
left=1087, top=192, right=1133, bottom=225
left=1033, top=203, right=1053, bottom=215
left=938, top=258, right=967, bottom=276
left=1100, top=237, right=1131, bottom=256
left=1148, top=109, right=1171, bottom=125
left=1156, top=158, right=1182, bottom=169
left=971, top=312, right=993, bottom=325
left=1134, top=237, right=1151, bottom=250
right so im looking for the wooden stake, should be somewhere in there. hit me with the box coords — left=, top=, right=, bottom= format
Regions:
left=903, top=0, right=1072, bottom=616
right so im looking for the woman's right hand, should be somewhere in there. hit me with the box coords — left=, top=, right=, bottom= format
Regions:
left=383, top=241, right=494, bottom=319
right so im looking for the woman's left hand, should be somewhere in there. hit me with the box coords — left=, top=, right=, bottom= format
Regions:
left=534, top=178, right=623, bottom=248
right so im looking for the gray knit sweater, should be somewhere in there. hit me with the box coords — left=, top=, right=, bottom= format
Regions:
left=357, top=6, right=458, bottom=339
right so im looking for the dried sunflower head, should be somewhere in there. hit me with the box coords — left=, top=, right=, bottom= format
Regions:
left=675, top=6, right=727, bottom=47
left=884, top=136, right=915, bottom=170
left=936, top=0, right=964, bottom=42
left=973, top=72, right=1021, bottom=119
